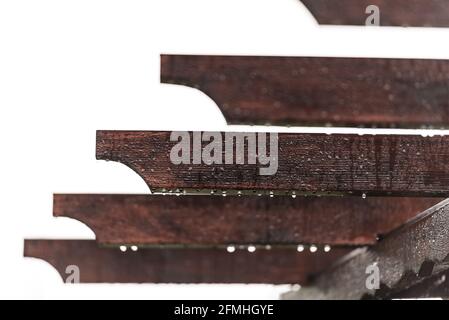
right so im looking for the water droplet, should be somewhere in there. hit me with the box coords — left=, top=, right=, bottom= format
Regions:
left=227, top=246, right=236, bottom=253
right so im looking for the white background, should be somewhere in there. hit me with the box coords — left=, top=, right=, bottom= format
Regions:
left=1, top=0, right=449, bottom=299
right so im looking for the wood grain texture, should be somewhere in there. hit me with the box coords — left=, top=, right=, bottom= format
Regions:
left=283, top=198, right=449, bottom=299
left=54, top=194, right=442, bottom=246
left=161, top=55, right=449, bottom=128
left=300, top=0, right=449, bottom=27
left=23, top=240, right=351, bottom=284
left=96, top=130, right=449, bottom=197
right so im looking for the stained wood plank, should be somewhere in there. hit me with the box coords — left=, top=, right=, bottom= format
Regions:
left=96, top=130, right=449, bottom=197
left=390, top=269, right=449, bottom=299
left=54, top=194, right=441, bottom=246
left=300, top=0, right=449, bottom=27
left=161, top=55, right=449, bottom=128
left=23, top=240, right=351, bottom=284
left=283, top=198, right=449, bottom=299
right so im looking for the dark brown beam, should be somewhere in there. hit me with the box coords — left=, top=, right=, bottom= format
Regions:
left=283, top=198, right=449, bottom=299
left=54, top=194, right=442, bottom=246
left=23, top=240, right=351, bottom=284
left=161, top=55, right=449, bottom=128
left=96, top=130, right=449, bottom=197
left=300, top=0, right=449, bottom=27
left=391, top=269, right=449, bottom=299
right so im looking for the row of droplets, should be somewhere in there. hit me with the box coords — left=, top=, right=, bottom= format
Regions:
left=118, top=244, right=332, bottom=254
left=158, top=189, right=368, bottom=199
left=226, top=244, right=332, bottom=253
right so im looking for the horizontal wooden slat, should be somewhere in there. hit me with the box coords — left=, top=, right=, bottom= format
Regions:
left=300, top=0, right=449, bottom=27
left=161, top=55, right=449, bottom=127
left=96, top=130, right=449, bottom=197
left=54, top=194, right=441, bottom=246
left=23, top=240, right=351, bottom=284
left=283, top=198, right=449, bottom=299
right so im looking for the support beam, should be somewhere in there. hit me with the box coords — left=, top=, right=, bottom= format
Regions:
left=54, top=194, right=441, bottom=246
left=283, top=199, right=449, bottom=299
left=23, top=240, right=351, bottom=284
left=97, top=130, right=449, bottom=197
left=390, top=269, right=449, bottom=299
left=161, top=55, right=449, bottom=127
left=299, top=0, right=449, bottom=27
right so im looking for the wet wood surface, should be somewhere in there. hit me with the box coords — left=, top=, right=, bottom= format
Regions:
left=23, top=240, right=351, bottom=284
left=300, top=0, right=449, bottom=27
left=97, top=130, right=449, bottom=197
left=390, top=269, right=449, bottom=299
left=54, top=194, right=442, bottom=246
left=283, top=199, right=449, bottom=299
left=161, top=55, right=449, bottom=127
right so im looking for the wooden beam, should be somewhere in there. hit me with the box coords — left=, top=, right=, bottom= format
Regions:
left=390, top=269, right=449, bottom=299
left=161, top=55, right=449, bottom=127
left=283, top=199, right=449, bottom=299
left=96, top=130, right=449, bottom=197
left=300, top=0, right=449, bottom=27
left=23, top=240, right=351, bottom=284
left=54, top=194, right=442, bottom=246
